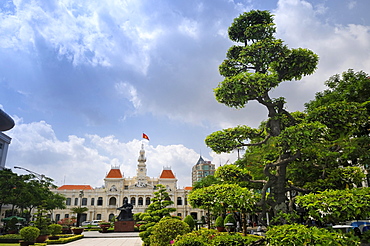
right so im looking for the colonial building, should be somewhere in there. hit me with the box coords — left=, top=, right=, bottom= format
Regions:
left=191, top=156, right=215, bottom=185
left=51, top=145, right=204, bottom=223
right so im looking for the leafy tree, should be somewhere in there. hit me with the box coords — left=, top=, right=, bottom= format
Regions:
left=139, top=184, right=176, bottom=246
left=0, top=169, right=66, bottom=222
left=205, top=10, right=318, bottom=221
left=266, top=224, right=360, bottom=246
left=189, top=183, right=260, bottom=235
left=296, top=188, right=370, bottom=225
left=192, top=175, right=221, bottom=190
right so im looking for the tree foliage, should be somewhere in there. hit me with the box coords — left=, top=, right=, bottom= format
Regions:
left=139, top=184, right=176, bottom=246
left=296, top=188, right=370, bottom=225
left=0, top=169, right=66, bottom=221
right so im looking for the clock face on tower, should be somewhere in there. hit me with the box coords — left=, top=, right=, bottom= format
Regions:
left=140, top=168, right=144, bottom=172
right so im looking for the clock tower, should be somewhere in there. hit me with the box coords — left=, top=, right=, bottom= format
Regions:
left=136, top=144, right=148, bottom=187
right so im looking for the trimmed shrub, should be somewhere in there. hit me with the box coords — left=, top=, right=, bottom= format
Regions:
left=173, top=229, right=262, bottom=246
left=215, top=216, right=224, bottom=227
left=174, top=228, right=218, bottom=246
left=184, top=215, right=195, bottom=231
left=48, top=224, right=62, bottom=236
left=266, top=224, right=360, bottom=246
left=224, top=214, right=236, bottom=226
left=210, top=233, right=258, bottom=246
left=150, top=218, right=190, bottom=246
left=46, top=234, right=83, bottom=244
left=19, top=226, right=40, bottom=242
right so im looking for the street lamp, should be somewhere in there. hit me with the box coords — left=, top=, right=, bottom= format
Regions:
left=79, top=190, right=84, bottom=207
left=14, top=166, right=45, bottom=181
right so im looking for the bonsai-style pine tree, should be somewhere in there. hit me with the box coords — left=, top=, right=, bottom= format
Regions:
left=139, top=184, right=176, bottom=246
left=205, top=10, right=318, bottom=221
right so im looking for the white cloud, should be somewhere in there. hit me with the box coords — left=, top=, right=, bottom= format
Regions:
left=115, top=81, right=142, bottom=110
left=7, top=119, right=207, bottom=188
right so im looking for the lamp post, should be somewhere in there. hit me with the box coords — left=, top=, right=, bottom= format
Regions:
left=14, top=166, right=45, bottom=181
left=79, top=190, right=84, bottom=207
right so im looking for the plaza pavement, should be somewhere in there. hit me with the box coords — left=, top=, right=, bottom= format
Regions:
left=64, top=231, right=143, bottom=246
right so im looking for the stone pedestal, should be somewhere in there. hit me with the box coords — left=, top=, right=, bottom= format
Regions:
left=114, top=221, right=135, bottom=232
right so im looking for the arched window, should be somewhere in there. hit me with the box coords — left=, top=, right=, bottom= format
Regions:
left=66, top=198, right=71, bottom=205
left=109, top=213, right=115, bottom=221
left=74, top=198, right=78, bottom=205
left=123, top=197, right=128, bottom=204
left=91, top=198, right=95, bottom=206
left=96, top=214, right=102, bottom=220
left=109, top=197, right=117, bottom=205
left=177, top=197, right=182, bottom=205
left=97, top=197, right=103, bottom=206
left=131, top=197, right=136, bottom=205
left=146, top=197, right=151, bottom=205
left=138, top=197, right=143, bottom=205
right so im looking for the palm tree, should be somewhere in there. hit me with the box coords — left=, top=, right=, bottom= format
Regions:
left=70, top=207, right=88, bottom=227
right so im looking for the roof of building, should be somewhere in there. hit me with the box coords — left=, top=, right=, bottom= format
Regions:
left=159, top=169, right=176, bottom=179
left=196, top=156, right=205, bottom=165
left=184, top=186, right=193, bottom=191
left=57, top=185, right=94, bottom=190
left=106, top=168, right=123, bottom=178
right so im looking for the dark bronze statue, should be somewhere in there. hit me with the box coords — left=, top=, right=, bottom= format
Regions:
left=116, top=201, right=134, bottom=221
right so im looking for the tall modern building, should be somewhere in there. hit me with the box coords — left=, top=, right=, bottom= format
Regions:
left=191, top=156, right=215, bottom=185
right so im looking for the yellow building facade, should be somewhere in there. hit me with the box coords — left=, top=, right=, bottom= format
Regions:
left=51, top=146, right=203, bottom=223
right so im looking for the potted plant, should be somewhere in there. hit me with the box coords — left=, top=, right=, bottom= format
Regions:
left=215, top=216, right=225, bottom=232
left=33, top=206, right=51, bottom=243
left=99, top=222, right=111, bottom=233
left=48, top=224, right=62, bottom=240
left=224, top=214, right=236, bottom=232
left=58, top=218, right=76, bottom=234
left=71, top=227, right=84, bottom=235
left=19, top=226, right=40, bottom=246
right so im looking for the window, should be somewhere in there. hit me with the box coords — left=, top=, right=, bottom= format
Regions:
left=91, top=198, right=95, bottom=206
left=55, top=214, right=60, bottom=222
left=65, top=214, right=69, bottom=218
left=123, top=197, right=128, bottom=204
left=97, top=197, right=103, bottom=206
left=185, top=198, right=188, bottom=206
left=177, top=213, right=182, bottom=217
left=177, top=197, right=182, bottom=205
left=146, top=197, right=151, bottom=205
left=124, top=185, right=129, bottom=190
left=82, top=198, right=87, bottom=206
left=74, top=198, right=78, bottom=206
left=109, top=197, right=117, bottom=206
left=96, top=214, right=102, bottom=220
left=66, top=198, right=71, bottom=206
left=131, top=197, right=136, bottom=205
left=109, top=213, right=115, bottom=221
left=203, top=165, right=209, bottom=170
left=138, top=197, right=143, bottom=205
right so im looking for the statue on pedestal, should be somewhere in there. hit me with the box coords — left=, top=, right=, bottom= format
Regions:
left=116, top=201, right=134, bottom=221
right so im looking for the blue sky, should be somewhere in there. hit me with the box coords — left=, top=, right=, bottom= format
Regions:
left=1, top=0, right=369, bottom=188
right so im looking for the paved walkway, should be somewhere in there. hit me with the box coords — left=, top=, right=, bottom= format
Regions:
left=64, top=231, right=143, bottom=246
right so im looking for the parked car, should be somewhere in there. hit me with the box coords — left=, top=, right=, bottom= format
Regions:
left=91, top=220, right=102, bottom=226
left=81, top=221, right=91, bottom=226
